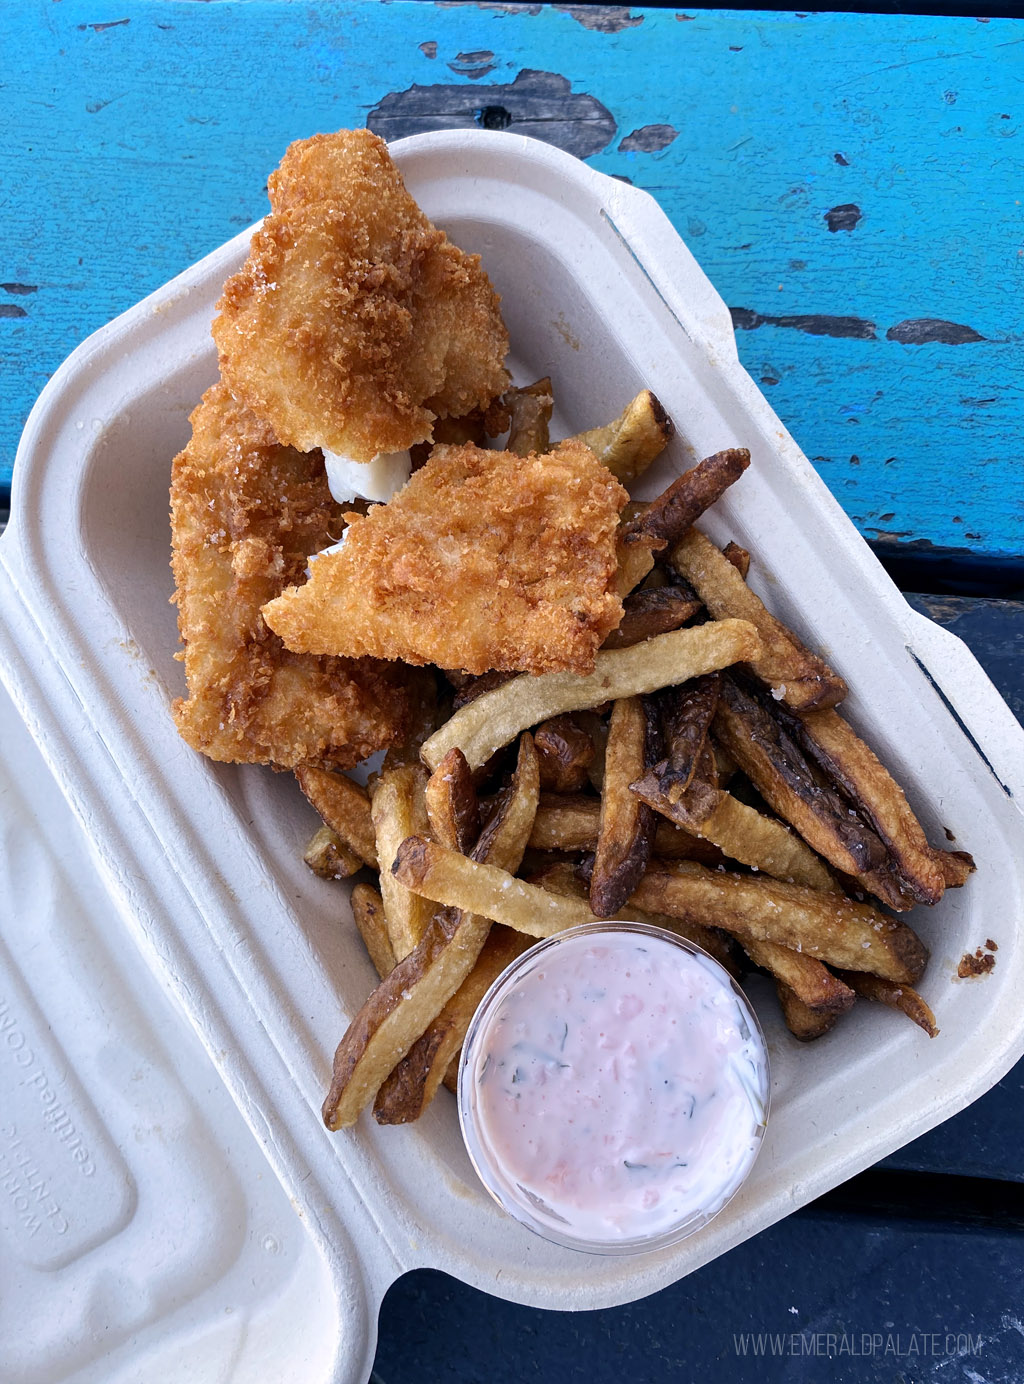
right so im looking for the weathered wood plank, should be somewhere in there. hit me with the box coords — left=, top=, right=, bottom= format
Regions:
left=375, top=1225, right=1024, bottom=1381
left=2, top=3, right=1022, bottom=562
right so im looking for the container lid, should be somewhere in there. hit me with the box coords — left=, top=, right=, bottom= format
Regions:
left=0, top=626, right=379, bottom=1383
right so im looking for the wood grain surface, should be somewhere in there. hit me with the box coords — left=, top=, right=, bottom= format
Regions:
left=3, top=1, right=1022, bottom=563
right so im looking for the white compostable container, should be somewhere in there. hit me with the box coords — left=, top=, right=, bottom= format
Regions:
left=1, top=131, right=1023, bottom=1383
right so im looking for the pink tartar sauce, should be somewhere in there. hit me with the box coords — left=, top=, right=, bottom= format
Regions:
left=460, top=925, right=769, bottom=1248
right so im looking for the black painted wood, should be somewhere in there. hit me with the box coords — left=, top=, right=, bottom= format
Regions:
left=374, top=1202, right=1024, bottom=1381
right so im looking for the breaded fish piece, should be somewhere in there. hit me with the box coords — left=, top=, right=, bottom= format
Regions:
left=170, top=381, right=413, bottom=769
left=262, top=440, right=629, bottom=677
left=212, top=129, right=509, bottom=464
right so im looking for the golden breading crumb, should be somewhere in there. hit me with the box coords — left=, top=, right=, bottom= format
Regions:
left=212, top=129, right=509, bottom=463
left=261, top=439, right=629, bottom=677
left=170, top=381, right=414, bottom=768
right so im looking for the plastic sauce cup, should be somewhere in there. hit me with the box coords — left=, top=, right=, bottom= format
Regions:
left=458, top=922, right=770, bottom=1255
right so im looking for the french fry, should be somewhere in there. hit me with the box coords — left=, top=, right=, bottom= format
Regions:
left=794, top=707, right=965, bottom=906
left=939, top=850, right=975, bottom=889
left=632, top=673, right=720, bottom=803
left=620, top=448, right=750, bottom=551
left=630, top=860, right=928, bottom=983
left=323, top=908, right=482, bottom=1129
left=295, top=764, right=377, bottom=868
left=382, top=667, right=442, bottom=768
left=590, top=696, right=659, bottom=917
left=671, top=528, right=848, bottom=711
left=533, top=715, right=596, bottom=793
left=526, top=858, right=739, bottom=975
left=393, top=835, right=600, bottom=937
left=324, top=737, right=541, bottom=1130
left=713, top=742, right=739, bottom=785
left=371, top=762, right=435, bottom=960
left=371, top=736, right=541, bottom=1123
left=570, top=389, right=673, bottom=483
left=741, top=936, right=855, bottom=1013
left=600, top=586, right=702, bottom=650
left=722, top=541, right=750, bottom=579
left=835, top=970, right=938, bottom=1038
left=505, top=378, right=553, bottom=457
left=431, top=409, right=490, bottom=447
left=712, top=676, right=906, bottom=905
left=425, top=747, right=479, bottom=853
left=452, top=669, right=517, bottom=710
left=777, top=984, right=842, bottom=1041
left=373, top=925, right=530, bottom=1124
left=351, top=883, right=396, bottom=979
left=303, top=825, right=363, bottom=881
left=631, top=778, right=836, bottom=892
left=421, top=619, right=762, bottom=771
left=526, top=792, right=726, bottom=865
left=614, top=522, right=658, bottom=597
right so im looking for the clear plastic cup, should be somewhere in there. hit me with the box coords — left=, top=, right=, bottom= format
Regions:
left=458, top=922, right=770, bottom=1255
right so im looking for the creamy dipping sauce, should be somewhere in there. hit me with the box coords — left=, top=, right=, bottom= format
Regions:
left=459, top=924, right=769, bottom=1252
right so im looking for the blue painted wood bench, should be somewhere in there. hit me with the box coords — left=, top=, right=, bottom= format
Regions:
left=3, top=3, right=1022, bottom=1379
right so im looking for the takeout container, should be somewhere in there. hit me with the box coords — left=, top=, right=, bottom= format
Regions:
left=2, top=130, right=1023, bottom=1382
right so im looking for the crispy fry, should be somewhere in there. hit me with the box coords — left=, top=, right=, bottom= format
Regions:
left=533, top=715, right=596, bottom=793
left=529, top=859, right=740, bottom=975
left=425, top=747, right=479, bottom=852
left=525, top=792, right=725, bottom=865
left=431, top=410, right=490, bottom=448
left=722, top=541, right=750, bottom=579
left=647, top=741, right=721, bottom=829
left=421, top=619, right=762, bottom=771
left=371, top=762, right=435, bottom=960
left=452, top=669, right=517, bottom=709
left=614, top=519, right=659, bottom=599
left=777, top=985, right=842, bottom=1041
left=295, top=764, right=377, bottom=868
left=939, top=850, right=975, bottom=889
left=632, top=777, right=836, bottom=892
left=382, top=668, right=441, bottom=767
left=835, top=970, right=939, bottom=1038
left=471, top=734, right=542, bottom=873
left=742, top=936, right=855, bottom=1012
left=795, top=707, right=958, bottom=906
left=713, top=742, right=739, bottom=785
left=630, top=861, right=927, bottom=983
left=712, top=677, right=907, bottom=907
left=590, top=696, right=659, bottom=917
left=600, top=586, right=703, bottom=650
left=371, top=736, right=540, bottom=1123
left=633, top=674, right=721, bottom=803
left=351, top=883, right=396, bottom=979
left=505, top=378, right=553, bottom=457
left=373, top=925, right=529, bottom=1124
left=324, top=736, right=540, bottom=1129
left=621, top=448, right=750, bottom=550
left=323, top=908, right=478, bottom=1129
left=303, top=825, right=363, bottom=880
left=393, top=836, right=600, bottom=936
left=570, top=390, right=673, bottom=483
left=671, top=528, right=848, bottom=711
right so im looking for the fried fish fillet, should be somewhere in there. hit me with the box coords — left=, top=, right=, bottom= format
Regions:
left=170, top=381, right=413, bottom=769
left=262, top=440, right=629, bottom=677
left=212, top=129, right=509, bottom=465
